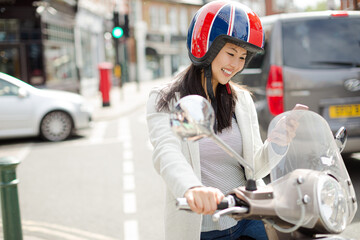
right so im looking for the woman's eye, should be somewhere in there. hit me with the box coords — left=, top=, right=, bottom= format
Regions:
left=240, top=57, right=245, bottom=60
left=227, top=52, right=234, bottom=56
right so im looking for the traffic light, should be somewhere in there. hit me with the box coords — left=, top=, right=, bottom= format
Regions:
left=112, top=26, right=124, bottom=39
left=112, top=12, right=129, bottom=39
left=123, top=14, right=129, bottom=38
left=112, top=12, right=123, bottom=39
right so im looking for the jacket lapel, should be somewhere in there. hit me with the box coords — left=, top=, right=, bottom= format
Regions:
left=234, top=91, right=254, bottom=177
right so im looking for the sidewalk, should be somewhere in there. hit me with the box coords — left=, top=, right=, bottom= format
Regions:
left=88, top=77, right=171, bottom=121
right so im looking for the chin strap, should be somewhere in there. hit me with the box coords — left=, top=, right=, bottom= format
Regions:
left=205, top=65, right=218, bottom=133
left=226, top=82, right=232, bottom=94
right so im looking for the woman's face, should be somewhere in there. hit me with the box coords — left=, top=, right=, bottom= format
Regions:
left=211, top=43, right=247, bottom=86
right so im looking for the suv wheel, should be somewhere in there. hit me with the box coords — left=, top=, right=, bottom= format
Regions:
left=40, top=111, right=73, bottom=141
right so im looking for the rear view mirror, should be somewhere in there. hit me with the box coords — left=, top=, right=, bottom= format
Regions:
left=170, top=95, right=255, bottom=183
left=18, top=88, right=28, bottom=98
left=335, top=126, right=347, bottom=153
left=170, top=95, right=214, bottom=141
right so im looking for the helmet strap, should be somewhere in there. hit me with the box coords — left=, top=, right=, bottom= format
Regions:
left=226, top=82, right=232, bottom=94
left=205, top=65, right=218, bottom=133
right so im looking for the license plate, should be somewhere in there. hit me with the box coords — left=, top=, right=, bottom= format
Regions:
left=329, top=104, right=360, bottom=118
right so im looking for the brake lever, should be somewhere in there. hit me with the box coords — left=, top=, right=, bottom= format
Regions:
left=212, top=206, right=249, bottom=222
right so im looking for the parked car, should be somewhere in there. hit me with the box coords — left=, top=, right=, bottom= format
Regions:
left=0, top=72, right=93, bottom=141
left=233, top=11, right=360, bottom=154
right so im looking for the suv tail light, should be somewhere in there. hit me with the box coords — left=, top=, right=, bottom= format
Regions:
left=331, top=12, right=349, bottom=17
left=266, top=65, right=283, bottom=115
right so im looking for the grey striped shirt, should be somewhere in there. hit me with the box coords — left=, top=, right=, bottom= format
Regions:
left=199, top=117, right=246, bottom=232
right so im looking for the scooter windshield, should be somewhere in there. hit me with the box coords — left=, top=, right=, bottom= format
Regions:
left=267, top=110, right=357, bottom=229
left=267, top=110, right=348, bottom=183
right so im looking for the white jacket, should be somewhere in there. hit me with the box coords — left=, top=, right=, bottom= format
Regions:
left=146, top=86, right=272, bottom=240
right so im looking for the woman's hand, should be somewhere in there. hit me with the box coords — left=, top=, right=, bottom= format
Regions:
left=267, top=104, right=309, bottom=146
left=184, top=186, right=224, bottom=215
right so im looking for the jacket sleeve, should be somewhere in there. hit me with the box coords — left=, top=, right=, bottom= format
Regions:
left=146, top=88, right=203, bottom=198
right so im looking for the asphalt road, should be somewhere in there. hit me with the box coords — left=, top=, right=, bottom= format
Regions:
left=0, top=105, right=359, bottom=240
left=0, top=105, right=165, bottom=240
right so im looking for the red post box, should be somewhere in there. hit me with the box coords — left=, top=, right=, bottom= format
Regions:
left=98, top=62, right=113, bottom=107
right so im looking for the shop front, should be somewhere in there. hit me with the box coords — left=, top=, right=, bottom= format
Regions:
left=0, top=0, right=79, bottom=92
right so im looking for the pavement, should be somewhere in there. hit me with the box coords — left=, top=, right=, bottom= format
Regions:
left=87, top=77, right=170, bottom=121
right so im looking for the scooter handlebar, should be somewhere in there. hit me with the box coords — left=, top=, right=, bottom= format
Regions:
left=176, top=195, right=236, bottom=211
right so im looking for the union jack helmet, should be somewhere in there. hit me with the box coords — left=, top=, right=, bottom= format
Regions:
left=187, top=0, right=264, bottom=66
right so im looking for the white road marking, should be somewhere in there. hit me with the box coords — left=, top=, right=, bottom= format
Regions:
left=123, top=149, right=133, bottom=160
left=123, top=141, right=132, bottom=150
left=123, top=192, right=137, bottom=214
left=123, top=175, right=135, bottom=191
left=123, top=161, right=134, bottom=174
left=119, top=117, right=140, bottom=239
left=72, top=137, right=122, bottom=146
left=124, top=220, right=139, bottom=240
left=12, top=220, right=117, bottom=240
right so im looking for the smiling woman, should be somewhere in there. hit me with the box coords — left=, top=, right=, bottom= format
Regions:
left=146, top=1, right=279, bottom=239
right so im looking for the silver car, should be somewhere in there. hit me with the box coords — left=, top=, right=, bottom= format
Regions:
left=0, top=72, right=93, bottom=141
left=234, top=11, right=360, bottom=154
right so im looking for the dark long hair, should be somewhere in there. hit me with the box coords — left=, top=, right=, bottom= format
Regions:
left=156, top=64, right=240, bottom=133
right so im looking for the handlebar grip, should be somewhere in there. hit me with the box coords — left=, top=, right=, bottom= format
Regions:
left=176, top=195, right=236, bottom=211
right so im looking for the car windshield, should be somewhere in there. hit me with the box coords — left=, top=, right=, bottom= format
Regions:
left=282, top=17, right=360, bottom=69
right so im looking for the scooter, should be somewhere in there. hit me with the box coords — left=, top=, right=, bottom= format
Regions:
left=170, top=95, right=357, bottom=240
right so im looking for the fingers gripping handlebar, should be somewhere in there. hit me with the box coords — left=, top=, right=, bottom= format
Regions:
left=176, top=195, right=249, bottom=221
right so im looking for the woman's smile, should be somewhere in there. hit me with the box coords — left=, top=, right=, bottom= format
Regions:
left=221, top=68, right=233, bottom=76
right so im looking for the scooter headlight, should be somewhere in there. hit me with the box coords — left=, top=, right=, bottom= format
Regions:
left=317, top=175, right=348, bottom=233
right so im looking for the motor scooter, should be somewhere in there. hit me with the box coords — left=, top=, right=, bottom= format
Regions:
left=170, top=95, right=357, bottom=240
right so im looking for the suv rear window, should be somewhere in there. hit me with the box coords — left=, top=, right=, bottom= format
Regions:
left=282, top=17, right=360, bottom=69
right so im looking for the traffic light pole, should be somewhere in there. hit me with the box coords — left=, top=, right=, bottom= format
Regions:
left=114, top=38, right=122, bottom=88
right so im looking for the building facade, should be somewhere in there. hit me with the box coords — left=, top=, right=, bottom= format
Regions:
left=0, top=0, right=114, bottom=95
left=0, top=0, right=80, bottom=92
left=340, top=0, right=360, bottom=10
left=130, top=0, right=202, bottom=82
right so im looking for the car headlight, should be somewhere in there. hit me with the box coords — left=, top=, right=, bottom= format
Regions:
left=317, top=175, right=348, bottom=233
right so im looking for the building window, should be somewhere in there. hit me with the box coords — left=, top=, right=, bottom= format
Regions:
left=169, top=7, right=178, bottom=35
left=149, top=5, right=166, bottom=31
left=80, top=30, right=95, bottom=79
left=43, top=23, right=77, bottom=89
left=0, top=19, right=19, bottom=42
left=179, top=7, right=188, bottom=36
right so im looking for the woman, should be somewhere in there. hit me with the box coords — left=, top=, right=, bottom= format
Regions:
left=147, top=1, right=270, bottom=239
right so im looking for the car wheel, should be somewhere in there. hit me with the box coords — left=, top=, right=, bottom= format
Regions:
left=40, top=111, right=73, bottom=141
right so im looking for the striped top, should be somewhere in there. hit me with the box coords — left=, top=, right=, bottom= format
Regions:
left=199, top=117, right=246, bottom=232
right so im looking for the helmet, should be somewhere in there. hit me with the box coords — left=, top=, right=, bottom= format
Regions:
left=187, top=0, right=264, bottom=66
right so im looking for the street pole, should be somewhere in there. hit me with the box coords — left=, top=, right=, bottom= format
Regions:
left=0, top=157, right=23, bottom=240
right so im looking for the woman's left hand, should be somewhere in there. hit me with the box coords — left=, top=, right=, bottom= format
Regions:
left=267, top=104, right=309, bottom=146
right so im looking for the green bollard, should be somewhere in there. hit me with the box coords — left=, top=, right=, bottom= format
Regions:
left=0, top=157, right=23, bottom=240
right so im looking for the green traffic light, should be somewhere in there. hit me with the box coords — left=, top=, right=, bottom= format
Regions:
left=112, top=26, right=124, bottom=38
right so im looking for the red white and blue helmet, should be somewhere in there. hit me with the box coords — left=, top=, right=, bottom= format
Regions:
left=187, top=0, right=264, bottom=66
